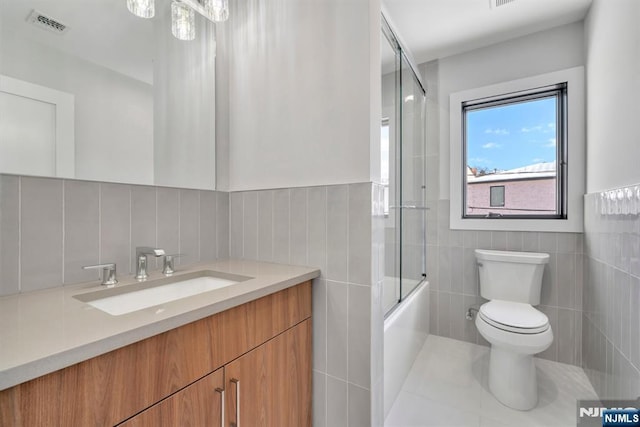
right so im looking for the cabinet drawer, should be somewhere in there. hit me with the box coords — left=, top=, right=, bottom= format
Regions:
left=0, top=281, right=311, bottom=427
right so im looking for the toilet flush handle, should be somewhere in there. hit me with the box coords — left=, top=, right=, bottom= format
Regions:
left=477, top=262, right=483, bottom=267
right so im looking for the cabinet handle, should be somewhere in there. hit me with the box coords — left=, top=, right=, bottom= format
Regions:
left=215, top=388, right=225, bottom=427
left=231, top=378, right=240, bottom=427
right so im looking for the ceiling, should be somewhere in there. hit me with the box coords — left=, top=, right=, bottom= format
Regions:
left=383, top=0, right=593, bottom=66
left=1, top=0, right=155, bottom=83
left=3, top=0, right=594, bottom=85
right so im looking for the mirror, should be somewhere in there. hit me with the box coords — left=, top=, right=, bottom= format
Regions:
left=0, top=0, right=217, bottom=190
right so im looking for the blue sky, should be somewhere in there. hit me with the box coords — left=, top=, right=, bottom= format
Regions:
left=466, top=97, right=557, bottom=171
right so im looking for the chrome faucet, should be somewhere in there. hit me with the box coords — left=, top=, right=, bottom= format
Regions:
left=83, top=263, right=118, bottom=286
left=135, top=246, right=165, bottom=281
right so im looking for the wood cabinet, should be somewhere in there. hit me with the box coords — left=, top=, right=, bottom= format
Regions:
left=0, top=281, right=312, bottom=427
left=225, top=319, right=312, bottom=427
left=119, top=369, right=224, bottom=427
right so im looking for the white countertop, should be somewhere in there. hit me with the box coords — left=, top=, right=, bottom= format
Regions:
left=0, top=259, right=319, bottom=391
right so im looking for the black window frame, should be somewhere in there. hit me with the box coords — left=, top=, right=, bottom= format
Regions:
left=462, top=83, right=568, bottom=220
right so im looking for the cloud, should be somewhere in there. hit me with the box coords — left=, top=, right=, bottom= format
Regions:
left=469, top=157, right=491, bottom=164
left=532, top=158, right=545, bottom=163
left=484, top=128, right=509, bottom=135
left=482, top=142, right=501, bottom=149
left=544, top=138, right=556, bottom=148
left=521, top=125, right=543, bottom=133
left=547, top=123, right=556, bottom=129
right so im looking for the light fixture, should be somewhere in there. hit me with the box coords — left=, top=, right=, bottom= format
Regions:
left=202, top=0, right=229, bottom=22
left=127, top=0, right=225, bottom=42
left=127, top=0, right=155, bottom=18
left=171, top=1, right=195, bottom=41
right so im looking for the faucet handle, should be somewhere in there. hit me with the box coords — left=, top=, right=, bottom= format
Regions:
left=83, top=263, right=118, bottom=286
left=162, top=254, right=183, bottom=276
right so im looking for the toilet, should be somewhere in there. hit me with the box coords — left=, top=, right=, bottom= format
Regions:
left=474, top=249, right=553, bottom=411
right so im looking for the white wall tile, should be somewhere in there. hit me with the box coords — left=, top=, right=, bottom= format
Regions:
left=229, top=192, right=243, bottom=258
left=348, top=283, right=371, bottom=388
left=100, top=184, right=131, bottom=276
left=348, top=183, right=372, bottom=286
left=20, top=177, right=64, bottom=292
left=242, top=191, right=258, bottom=260
left=156, top=187, right=180, bottom=262
left=326, top=280, right=349, bottom=380
left=64, top=180, right=99, bottom=284
left=290, top=188, right=308, bottom=266
left=199, top=191, right=217, bottom=262
left=313, top=371, right=327, bottom=427
left=0, top=176, right=19, bottom=295
left=313, top=278, right=327, bottom=372
left=348, top=383, right=371, bottom=427
left=257, top=191, right=274, bottom=262
left=308, top=187, right=327, bottom=277
left=327, top=186, right=348, bottom=282
left=506, top=231, right=523, bottom=251
left=326, top=376, right=348, bottom=427
left=131, top=186, right=158, bottom=272
left=273, top=189, right=291, bottom=264
left=179, top=189, right=200, bottom=266
left=216, top=192, right=229, bottom=259
left=557, top=308, right=576, bottom=365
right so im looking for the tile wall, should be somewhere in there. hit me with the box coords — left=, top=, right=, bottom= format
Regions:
left=427, top=200, right=585, bottom=366
left=418, top=59, right=584, bottom=368
left=582, top=192, right=640, bottom=399
left=228, top=183, right=382, bottom=427
left=0, top=174, right=385, bottom=426
left=0, top=174, right=229, bottom=295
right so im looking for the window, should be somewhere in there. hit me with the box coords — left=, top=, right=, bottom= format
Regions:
left=449, top=67, right=585, bottom=232
left=463, top=84, right=567, bottom=219
left=490, top=186, right=505, bottom=207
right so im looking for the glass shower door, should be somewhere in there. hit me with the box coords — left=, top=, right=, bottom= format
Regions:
left=381, top=28, right=401, bottom=315
left=381, top=21, right=427, bottom=316
left=399, top=54, right=426, bottom=300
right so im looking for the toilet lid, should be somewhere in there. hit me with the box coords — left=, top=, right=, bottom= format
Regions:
left=479, top=300, right=549, bottom=334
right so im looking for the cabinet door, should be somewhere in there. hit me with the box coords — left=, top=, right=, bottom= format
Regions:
left=119, top=368, right=224, bottom=427
left=225, top=319, right=312, bottom=427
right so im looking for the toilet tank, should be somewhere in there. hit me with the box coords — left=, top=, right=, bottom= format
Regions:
left=475, top=249, right=549, bottom=305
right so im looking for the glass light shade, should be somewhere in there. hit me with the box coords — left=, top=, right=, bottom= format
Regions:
left=126, top=0, right=155, bottom=18
left=171, top=1, right=195, bottom=41
left=203, top=0, right=229, bottom=22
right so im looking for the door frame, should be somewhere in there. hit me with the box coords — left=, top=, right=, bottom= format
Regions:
left=0, top=74, right=75, bottom=178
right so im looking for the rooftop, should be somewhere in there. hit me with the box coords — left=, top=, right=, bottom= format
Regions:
left=468, top=161, right=556, bottom=183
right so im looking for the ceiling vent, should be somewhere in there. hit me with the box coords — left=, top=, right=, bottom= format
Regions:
left=26, top=10, right=69, bottom=35
left=490, top=0, right=516, bottom=8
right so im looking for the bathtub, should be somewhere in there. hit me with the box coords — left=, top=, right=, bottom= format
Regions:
left=383, top=278, right=430, bottom=418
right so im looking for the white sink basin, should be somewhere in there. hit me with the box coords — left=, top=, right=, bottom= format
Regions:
left=75, top=271, right=250, bottom=316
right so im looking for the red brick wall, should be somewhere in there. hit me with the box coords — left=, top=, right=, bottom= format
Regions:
left=466, top=178, right=556, bottom=215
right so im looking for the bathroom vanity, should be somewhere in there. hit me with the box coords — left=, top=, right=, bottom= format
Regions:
left=0, top=260, right=317, bottom=426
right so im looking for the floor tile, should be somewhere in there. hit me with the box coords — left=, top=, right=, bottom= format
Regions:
left=385, top=391, right=480, bottom=427
left=386, top=335, right=598, bottom=427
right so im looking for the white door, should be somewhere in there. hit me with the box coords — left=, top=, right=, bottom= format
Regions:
left=0, top=75, right=74, bottom=178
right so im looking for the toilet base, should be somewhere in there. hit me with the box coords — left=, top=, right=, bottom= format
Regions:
left=488, top=346, right=538, bottom=411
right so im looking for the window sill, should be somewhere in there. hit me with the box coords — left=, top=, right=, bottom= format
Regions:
left=450, top=216, right=582, bottom=233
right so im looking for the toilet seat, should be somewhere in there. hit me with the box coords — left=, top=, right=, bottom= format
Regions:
left=479, top=300, right=549, bottom=334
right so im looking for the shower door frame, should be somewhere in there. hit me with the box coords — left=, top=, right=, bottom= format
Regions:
left=382, top=13, right=428, bottom=318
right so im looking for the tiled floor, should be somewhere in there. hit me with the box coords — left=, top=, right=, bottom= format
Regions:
left=385, top=335, right=598, bottom=427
